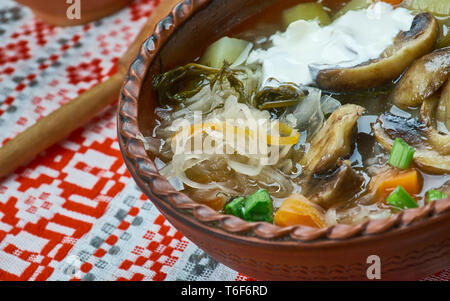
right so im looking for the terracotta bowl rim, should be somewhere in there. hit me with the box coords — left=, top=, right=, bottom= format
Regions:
left=117, top=0, right=450, bottom=244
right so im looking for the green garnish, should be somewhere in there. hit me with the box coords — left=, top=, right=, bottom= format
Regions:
left=224, top=196, right=245, bottom=218
left=386, top=186, right=419, bottom=210
left=427, top=190, right=448, bottom=203
left=255, top=84, right=305, bottom=110
left=388, top=138, right=416, bottom=169
left=152, top=63, right=248, bottom=105
left=224, top=189, right=274, bottom=223
left=152, top=63, right=217, bottom=105
left=242, top=189, right=274, bottom=223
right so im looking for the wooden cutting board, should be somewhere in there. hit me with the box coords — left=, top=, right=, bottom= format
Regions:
left=0, top=0, right=182, bottom=178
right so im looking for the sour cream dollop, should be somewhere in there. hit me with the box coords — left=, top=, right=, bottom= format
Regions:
left=246, top=2, right=415, bottom=87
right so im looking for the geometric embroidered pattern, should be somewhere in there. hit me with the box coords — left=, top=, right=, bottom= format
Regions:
left=0, top=0, right=446, bottom=281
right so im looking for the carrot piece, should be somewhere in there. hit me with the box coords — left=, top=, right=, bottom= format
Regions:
left=173, top=122, right=300, bottom=146
left=274, top=194, right=326, bottom=228
left=369, top=168, right=420, bottom=201
left=379, top=0, right=403, bottom=7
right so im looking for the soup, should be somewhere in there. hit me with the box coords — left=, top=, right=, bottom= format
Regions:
left=142, top=0, right=450, bottom=228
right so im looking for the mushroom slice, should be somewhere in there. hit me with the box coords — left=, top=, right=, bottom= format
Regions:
left=300, top=104, right=366, bottom=173
left=316, top=13, right=439, bottom=92
left=373, top=103, right=450, bottom=174
left=304, top=161, right=365, bottom=209
left=420, top=96, right=450, bottom=155
left=438, top=79, right=450, bottom=130
left=391, top=47, right=450, bottom=109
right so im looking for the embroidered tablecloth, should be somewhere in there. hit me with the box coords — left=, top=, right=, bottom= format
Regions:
left=0, top=0, right=447, bottom=281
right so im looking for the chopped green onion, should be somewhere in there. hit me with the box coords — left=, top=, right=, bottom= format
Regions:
left=427, top=190, right=448, bottom=203
left=242, top=189, right=273, bottom=223
left=388, top=138, right=416, bottom=169
left=224, top=190, right=274, bottom=223
left=224, top=196, right=245, bottom=218
left=386, top=186, right=419, bottom=210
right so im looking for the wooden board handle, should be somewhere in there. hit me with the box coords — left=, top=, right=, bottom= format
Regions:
left=0, top=73, right=124, bottom=177
left=0, top=0, right=182, bottom=178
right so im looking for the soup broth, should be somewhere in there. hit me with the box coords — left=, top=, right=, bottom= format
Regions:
left=145, top=0, right=450, bottom=227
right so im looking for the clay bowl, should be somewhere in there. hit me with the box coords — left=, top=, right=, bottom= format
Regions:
left=15, top=0, right=133, bottom=26
left=117, top=0, right=450, bottom=280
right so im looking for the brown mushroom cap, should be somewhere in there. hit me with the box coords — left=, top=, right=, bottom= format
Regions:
left=373, top=97, right=450, bottom=174
left=300, top=104, right=366, bottom=173
left=440, top=79, right=450, bottom=130
left=316, top=13, right=439, bottom=92
left=391, top=47, right=450, bottom=109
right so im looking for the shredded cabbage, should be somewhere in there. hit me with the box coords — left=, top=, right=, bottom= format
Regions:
left=281, top=87, right=341, bottom=139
